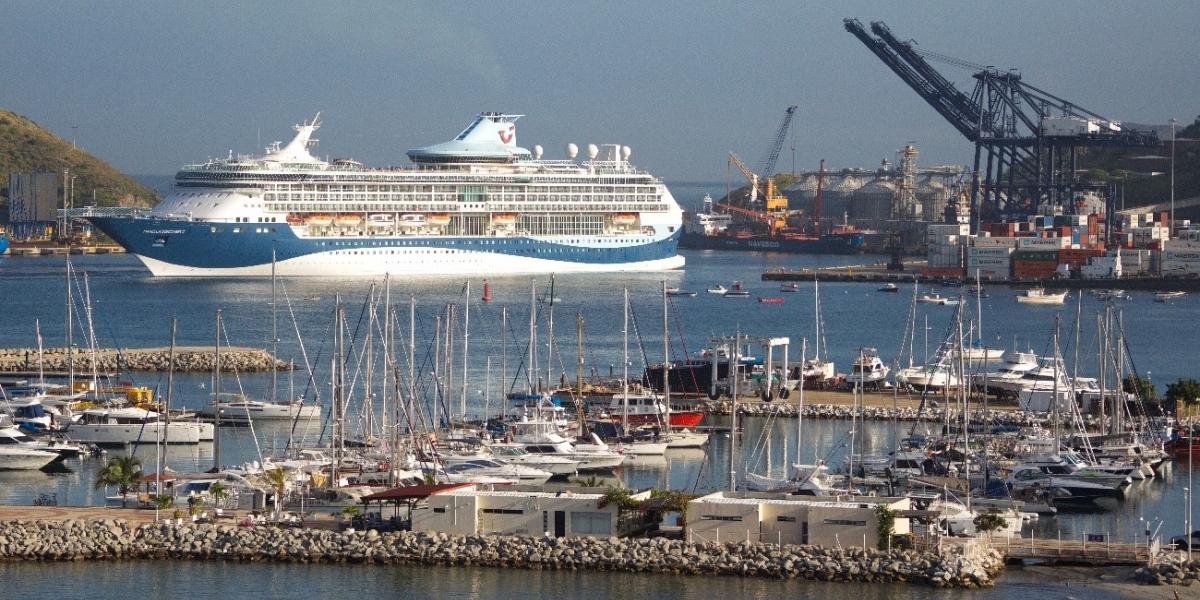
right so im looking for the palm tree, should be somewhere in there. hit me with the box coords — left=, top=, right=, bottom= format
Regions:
left=208, top=481, right=229, bottom=509
left=263, top=467, right=288, bottom=521
left=94, top=455, right=144, bottom=508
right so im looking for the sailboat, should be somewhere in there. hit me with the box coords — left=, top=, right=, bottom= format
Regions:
left=745, top=339, right=849, bottom=495
left=798, top=278, right=836, bottom=388
left=659, top=281, right=708, bottom=449
left=614, top=287, right=667, bottom=456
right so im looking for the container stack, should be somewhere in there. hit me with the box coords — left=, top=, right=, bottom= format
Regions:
left=924, top=223, right=967, bottom=276
left=1162, top=240, right=1200, bottom=277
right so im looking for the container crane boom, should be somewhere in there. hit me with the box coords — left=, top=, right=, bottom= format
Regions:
left=757, top=105, right=798, bottom=179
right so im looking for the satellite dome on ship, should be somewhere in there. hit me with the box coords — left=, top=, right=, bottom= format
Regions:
left=406, top=112, right=533, bottom=164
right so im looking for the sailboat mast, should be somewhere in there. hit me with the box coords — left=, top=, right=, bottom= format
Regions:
left=333, top=296, right=345, bottom=487
left=546, top=275, right=555, bottom=391
left=622, top=287, right=629, bottom=433
left=796, top=339, right=806, bottom=465
left=662, top=281, right=670, bottom=431
left=271, top=250, right=278, bottom=403
left=65, top=257, right=73, bottom=394
left=461, top=281, right=470, bottom=421
left=213, top=309, right=222, bottom=471
left=528, top=281, right=536, bottom=393
left=160, top=317, right=176, bottom=481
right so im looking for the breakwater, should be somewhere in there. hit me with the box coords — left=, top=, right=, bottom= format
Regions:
left=702, top=400, right=1066, bottom=429
left=0, top=347, right=293, bottom=373
left=0, top=518, right=1006, bottom=588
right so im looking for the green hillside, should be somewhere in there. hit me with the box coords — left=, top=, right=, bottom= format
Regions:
left=0, top=109, right=158, bottom=216
left=1074, top=116, right=1200, bottom=212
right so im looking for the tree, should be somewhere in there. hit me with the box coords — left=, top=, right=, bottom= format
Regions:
left=94, top=455, right=144, bottom=508
left=973, top=513, right=1008, bottom=537
left=263, top=467, right=288, bottom=521
left=1166, top=379, right=1200, bottom=407
left=1123, top=375, right=1157, bottom=401
left=208, top=481, right=229, bottom=508
left=875, top=505, right=896, bottom=550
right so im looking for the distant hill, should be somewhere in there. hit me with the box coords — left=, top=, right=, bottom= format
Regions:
left=0, top=109, right=158, bottom=214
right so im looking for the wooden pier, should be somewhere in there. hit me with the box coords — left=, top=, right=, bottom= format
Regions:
left=990, top=535, right=1161, bottom=566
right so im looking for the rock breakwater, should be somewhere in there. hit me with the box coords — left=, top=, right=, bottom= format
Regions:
left=703, top=400, right=1088, bottom=428
left=0, top=347, right=293, bottom=373
left=0, top=518, right=1006, bottom=588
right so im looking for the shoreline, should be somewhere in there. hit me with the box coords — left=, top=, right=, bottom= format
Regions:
left=0, top=506, right=1191, bottom=594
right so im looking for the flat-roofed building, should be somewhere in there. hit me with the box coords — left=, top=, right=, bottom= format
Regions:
left=686, top=492, right=911, bottom=548
left=412, top=487, right=655, bottom=539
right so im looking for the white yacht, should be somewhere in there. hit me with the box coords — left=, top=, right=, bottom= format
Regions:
left=68, top=407, right=205, bottom=445
left=975, top=350, right=1039, bottom=394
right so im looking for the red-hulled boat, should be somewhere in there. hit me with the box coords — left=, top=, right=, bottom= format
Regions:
left=602, top=392, right=704, bottom=428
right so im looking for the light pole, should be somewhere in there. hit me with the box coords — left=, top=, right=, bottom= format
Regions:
left=1170, top=117, right=1176, bottom=239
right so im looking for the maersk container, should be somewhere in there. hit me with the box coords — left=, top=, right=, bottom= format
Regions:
left=968, top=246, right=1014, bottom=257
left=967, top=256, right=1010, bottom=267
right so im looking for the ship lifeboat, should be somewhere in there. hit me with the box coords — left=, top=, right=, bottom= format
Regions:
left=333, top=214, right=363, bottom=227
left=367, top=214, right=395, bottom=227
left=491, top=213, right=517, bottom=225
left=305, top=214, right=334, bottom=227
left=612, top=213, right=637, bottom=225
left=285, top=213, right=303, bottom=225
left=427, top=213, right=451, bottom=226
left=398, top=214, right=427, bottom=228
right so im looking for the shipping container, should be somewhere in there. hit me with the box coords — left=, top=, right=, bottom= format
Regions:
left=968, top=246, right=1015, bottom=257
left=1164, top=251, right=1200, bottom=262
left=922, top=266, right=965, bottom=277
left=967, top=256, right=1011, bottom=267
left=973, top=236, right=1020, bottom=248
left=1161, top=261, right=1200, bottom=275
left=1019, top=237, right=1070, bottom=249
left=1013, top=250, right=1058, bottom=261
left=1164, top=240, right=1200, bottom=251
left=967, top=267, right=1005, bottom=279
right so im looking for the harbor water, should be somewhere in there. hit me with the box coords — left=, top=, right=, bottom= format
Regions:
left=2, top=183, right=1199, bottom=596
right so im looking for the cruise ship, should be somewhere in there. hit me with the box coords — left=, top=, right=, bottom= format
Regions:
left=87, top=113, right=686, bottom=277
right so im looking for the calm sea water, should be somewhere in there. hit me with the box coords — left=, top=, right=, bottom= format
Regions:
left=1, top=180, right=1198, bottom=597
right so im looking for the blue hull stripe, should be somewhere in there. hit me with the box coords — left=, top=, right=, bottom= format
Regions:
left=89, top=217, right=681, bottom=269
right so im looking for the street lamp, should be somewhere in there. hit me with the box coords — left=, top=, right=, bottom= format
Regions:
left=1170, top=117, right=1176, bottom=239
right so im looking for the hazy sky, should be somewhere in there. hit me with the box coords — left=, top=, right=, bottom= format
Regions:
left=3, top=1, right=1196, bottom=182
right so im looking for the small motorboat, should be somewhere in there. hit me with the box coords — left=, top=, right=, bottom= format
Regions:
left=877, top=283, right=899, bottom=293
left=666, top=288, right=697, bottom=297
left=917, top=293, right=959, bottom=306
left=758, top=297, right=784, bottom=304
left=724, top=282, right=751, bottom=298
left=780, top=283, right=800, bottom=292
left=706, top=285, right=728, bottom=294
left=1095, top=289, right=1130, bottom=301
left=1154, top=291, right=1186, bottom=302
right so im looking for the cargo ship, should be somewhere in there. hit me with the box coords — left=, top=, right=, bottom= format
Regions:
left=679, top=195, right=864, bottom=254
left=86, top=112, right=685, bottom=277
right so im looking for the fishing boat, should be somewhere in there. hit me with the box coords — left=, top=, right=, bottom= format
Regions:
left=1016, top=288, right=1068, bottom=305
left=780, top=283, right=800, bottom=292
left=877, top=283, right=899, bottom=293
left=706, top=284, right=727, bottom=294
left=1154, top=291, right=1186, bottom=302
left=723, top=282, right=751, bottom=297
left=85, top=112, right=685, bottom=277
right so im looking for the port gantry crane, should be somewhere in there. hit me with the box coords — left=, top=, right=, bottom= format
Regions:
left=844, top=19, right=1159, bottom=233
